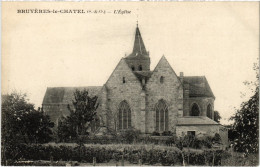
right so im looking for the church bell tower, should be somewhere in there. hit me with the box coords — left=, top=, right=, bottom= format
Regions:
left=125, top=24, right=151, bottom=72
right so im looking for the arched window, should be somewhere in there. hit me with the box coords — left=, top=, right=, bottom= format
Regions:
left=160, top=76, right=164, bottom=84
left=138, top=65, right=142, bottom=71
left=155, top=99, right=168, bottom=131
left=131, top=66, right=135, bottom=71
left=191, top=103, right=200, bottom=116
left=123, top=77, right=126, bottom=83
left=118, top=101, right=131, bottom=130
left=207, top=104, right=212, bottom=119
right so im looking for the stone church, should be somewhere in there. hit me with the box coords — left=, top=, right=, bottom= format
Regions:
left=43, top=25, right=224, bottom=138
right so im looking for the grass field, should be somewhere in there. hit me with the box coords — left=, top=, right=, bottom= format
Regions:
left=221, top=151, right=258, bottom=166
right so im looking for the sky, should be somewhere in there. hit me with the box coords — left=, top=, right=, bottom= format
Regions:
left=2, top=2, right=259, bottom=125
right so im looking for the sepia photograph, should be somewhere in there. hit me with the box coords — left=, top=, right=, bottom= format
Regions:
left=1, top=2, right=259, bottom=166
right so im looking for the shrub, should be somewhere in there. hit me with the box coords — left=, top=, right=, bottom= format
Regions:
left=5, top=143, right=229, bottom=166
left=151, top=131, right=160, bottom=136
left=160, top=150, right=179, bottom=165
left=12, top=160, right=66, bottom=166
left=200, top=136, right=213, bottom=148
left=162, top=131, right=173, bottom=136
left=212, top=133, right=222, bottom=144
left=176, top=135, right=214, bottom=149
left=166, top=136, right=177, bottom=146
left=139, top=136, right=153, bottom=144
left=118, top=129, right=141, bottom=144
left=191, top=137, right=202, bottom=149
left=176, top=140, right=184, bottom=150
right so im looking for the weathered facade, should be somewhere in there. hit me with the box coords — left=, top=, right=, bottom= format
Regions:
left=42, top=25, right=222, bottom=138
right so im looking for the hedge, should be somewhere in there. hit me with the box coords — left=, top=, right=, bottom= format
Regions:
left=56, top=135, right=177, bottom=146
left=12, top=160, right=66, bottom=166
left=5, top=144, right=230, bottom=166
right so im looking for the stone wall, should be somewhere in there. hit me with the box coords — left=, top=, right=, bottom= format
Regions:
left=125, top=57, right=150, bottom=71
left=146, top=56, right=183, bottom=133
left=92, top=85, right=108, bottom=127
left=183, top=97, right=214, bottom=119
left=176, top=125, right=220, bottom=138
left=105, top=58, right=144, bottom=132
left=219, top=126, right=229, bottom=146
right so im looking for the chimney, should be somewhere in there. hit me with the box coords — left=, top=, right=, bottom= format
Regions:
left=180, top=72, right=184, bottom=83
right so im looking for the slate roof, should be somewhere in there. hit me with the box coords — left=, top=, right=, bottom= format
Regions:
left=126, top=26, right=149, bottom=58
left=42, top=86, right=102, bottom=104
left=177, top=116, right=219, bottom=125
left=182, top=76, right=215, bottom=98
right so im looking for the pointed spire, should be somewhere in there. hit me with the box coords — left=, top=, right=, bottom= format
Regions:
left=125, top=24, right=151, bottom=71
left=132, top=25, right=148, bottom=56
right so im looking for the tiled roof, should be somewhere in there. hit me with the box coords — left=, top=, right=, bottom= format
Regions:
left=42, top=86, right=102, bottom=104
left=177, top=116, right=219, bottom=125
left=182, top=76, right=215, bottom=98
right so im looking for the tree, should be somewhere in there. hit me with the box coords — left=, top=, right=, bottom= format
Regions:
left=214, top=111, right=221, bottom=123
left=24, top=108, right=54, bottom=143
left=57, top=116, right=77, bottom=142
left=1, top=92, right=54, bottom=164
left=230, top=61, right=259, bottom=154
left=230, top=87, right=258, bottom=153
left=57, top=89, right=99, bottom=140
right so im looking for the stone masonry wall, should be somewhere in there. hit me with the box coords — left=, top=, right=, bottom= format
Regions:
left=105, top=58, right=144, bottom=132
left=125, top=58, right=150, bottom=71
left=93, top=85, right=108, bottom=127
left=146, top=56, right=183, bottom=133
left=219, top=126, right=229, bottom=146
left=176, top=125, right=220, bottom=138
left=183, top=97, right=214, bottom=119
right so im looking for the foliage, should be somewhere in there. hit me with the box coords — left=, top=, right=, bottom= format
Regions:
left=200, top=136, right=214, bottom=148
left=4, top=143, right=229, bottom=166
left=57, top=89, right=99, bottom=141
left=57, top=116, right=78, bottom=142
left=214, top=111, right=221, bottom=123
left=221, top=151, right=258, bottom=166
left=118, top=129, right=141, bottom=144
left=1, top=92, right=54, bottom=164
left=176, top=133, right=226, bottom=166
left=151, top=131, right=160, bottom=136
left=230, top=87, right=259, bottom=153
left=176, top=134, right=218, bottom=150
left=230, top=61, right=259, bottom=154
left=212, top=133, right=222, bottom=144
left=12, top=160, right=66, bottom=166
left=165, top=136, right=177, bottom=146
left=162, top=131, right=173, bottom=136
left=227, top=128, right=238, bottom=142
left=52, top=133, right=179, bottom=145
left=176, top=134, right=198, bottom=149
